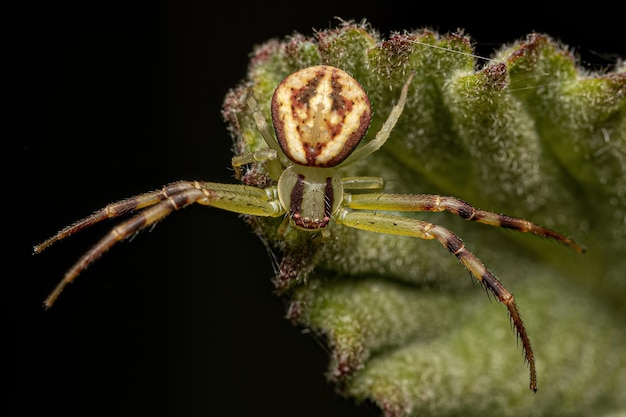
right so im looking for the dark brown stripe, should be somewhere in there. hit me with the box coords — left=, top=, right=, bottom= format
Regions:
left=324, top=177, right=334, bottom=222
left=290, top=174, right=305, bottom=224
left=445, top=234, right=465, bottom=254
left=456, top=201, right=476, bottom=219
left=292, top=69, right=324, bottom=105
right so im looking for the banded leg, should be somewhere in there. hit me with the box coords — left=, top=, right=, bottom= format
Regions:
left=346, top=193, right=585, bottom=253
left=36, top=180, right=284, bottom=308
left=35, top=181, right=199, bottom=254
left=336, top=209, right=538, bottom=392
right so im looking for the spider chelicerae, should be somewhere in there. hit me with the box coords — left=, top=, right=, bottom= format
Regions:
left=34, top=64, right=584, bottom=392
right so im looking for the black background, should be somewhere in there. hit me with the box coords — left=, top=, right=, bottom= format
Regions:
left=11, top=2, right=624, bottom=416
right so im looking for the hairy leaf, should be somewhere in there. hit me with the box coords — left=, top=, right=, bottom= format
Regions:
left=222, top=20, right=625, bottom=417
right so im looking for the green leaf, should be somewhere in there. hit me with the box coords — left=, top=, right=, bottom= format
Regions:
left=222, top=20, right=626, bottom=417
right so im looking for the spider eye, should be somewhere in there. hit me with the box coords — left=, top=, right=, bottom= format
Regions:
left=271, top=65, right=371, bottom=167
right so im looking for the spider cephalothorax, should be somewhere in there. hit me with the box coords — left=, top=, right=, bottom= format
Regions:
left=35, top=64, right=584, bottom=392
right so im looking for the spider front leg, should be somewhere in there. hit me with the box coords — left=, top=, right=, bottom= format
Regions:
left=335, top=209, right=538, bottom=392
left=35, top=180, right=285, bottom=308
left=346, top=193, right=585, bottom=253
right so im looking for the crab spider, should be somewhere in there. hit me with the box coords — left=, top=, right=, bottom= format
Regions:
left=35, top=65, right=584, bottom=392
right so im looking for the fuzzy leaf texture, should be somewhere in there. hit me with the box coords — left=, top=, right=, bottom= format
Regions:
left=221, top=21, right=625, bottom=417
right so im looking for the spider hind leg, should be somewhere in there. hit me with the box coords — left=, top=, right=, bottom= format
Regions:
left=337, top=210, right=538, bottom=392
left=443, top=228, right=537, bottom=392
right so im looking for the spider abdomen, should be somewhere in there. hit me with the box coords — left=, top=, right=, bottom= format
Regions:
left=271, top=65, right=371, bottom=167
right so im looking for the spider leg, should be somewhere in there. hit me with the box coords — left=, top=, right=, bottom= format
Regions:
left=347, top=193, right=585, bottom=253
left=339, top=72, right=414, bottom=167
left=336, top=209, right=538, bottom=392
left=37, top=181, right=284, bottom=308
left=246, top=95, right=285, bottom=158
left=34, top=181, right=201, bottom=254
left=246, top=93, right=290, bottom=176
